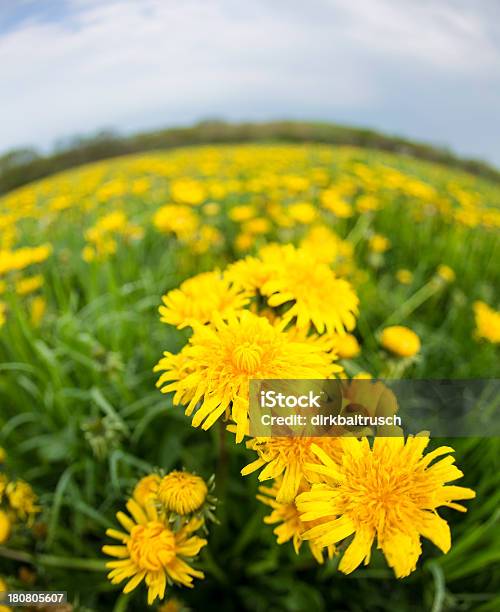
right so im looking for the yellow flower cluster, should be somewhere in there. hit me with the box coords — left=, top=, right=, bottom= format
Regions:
left=0, top=244, right=50, bottom=328
left=1, top=144, right=498, bottom=268
left=226, top=243, right=359, bottom=334
left=150, top=208, right=476, bottom=577
left=368, top=234, right=391, bottom=253
left=153, top=204, right=223, bottom=254
left=296, top=436, right=475, bottom=577
left=300, top=225, right=353, bottom=270
left=103, top=470, right=211, bottom=605
left=0, top=448, right=41, bottom=544
left=132, top=470, right=212, bottom=519
left=150, top=220, right=476, bottom=581
left=0, top=143, right=491, bottom=593
left=82, top=210, right=143, bottom=262
left=158, top=271, right=251, bottom=329
left=473, top=300, right=500, bottom=343
left=257, top=479, right=335, bottom=565
left=234, top=422, right=475, bottom=576
left=0, top=144, right=495, bottom=340
left=154, top=242, right=356, bottom=442
left=0, top=244, right=52, bottom=276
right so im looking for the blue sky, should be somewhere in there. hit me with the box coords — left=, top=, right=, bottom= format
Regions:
left=1, top=0, right=499, bottom=166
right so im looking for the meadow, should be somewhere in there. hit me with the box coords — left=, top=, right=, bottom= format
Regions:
left=0, top=143, right=499, bottom=611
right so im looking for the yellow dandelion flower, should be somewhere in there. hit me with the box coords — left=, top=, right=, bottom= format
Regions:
left=155, top=311, right=341, bottom=442
left=242, top=437, right=343, bottom=502
left=369, top=234, right=390, bottom=253
left=103, top=499, right=206, bottom=605
left=473, top=300, right=500, bottom=343
left=356, top=194, right=380, bottom=213
left=83, top=235, right=117, bottom=261
left=159, top=271, right=251, bottom=329
left=157, top=471, right=208, bottom=515
left=268, top=202, right=294, bottom=228
left=170, top=179, right=206, bottom=206
left=257, top=480, right=335, bottom=564
left=30, top=296, right=46, bottom=328
left=396, top=269, right=413, bottom=285
left=157, top=597, right=186, bottom=612
left=300, top=226, right=353, bottom=266
left=332, top=333, right=360, bottom=359
left=0, top=577, right=9, bottom=612
left=297, top=435, right=475, bottom=578
left=228, top=204, right=256, bottom=222
left=282, top=174, right=309, bottom=193
left=15, top=274, right=44, bottom=296
left=242, top=217, right=271, bottom=235
left=380, top=325, right=421, bottom=357
left=259, top=244, right=359, bottom=334
left=94, top=211, right=127, bottom=233
left=288, top=202, right=317, bottom=224
left=153, top=205, right=199, bottom=240
left=153, top=350, right=195, bottom=395
left=320, top=190, right=353, bottom=218
left=225, top=255, right=275, bottom=293
left=437, top=264, right=455, bottom=283
left=6, top=480, right=40, bottom=521
left=0, top=510, right=11, bottom=544
left=0, top=244, right=52, bottom=275
left=133, top=474, right=161, bottom=507
left=0, top=302, right=6, bottom=328
left=190, top=225, right=223, bottom=254
left=234, top=232, right=255, bottom=252
left=353, top=372, right=372, bottom=380
left=81, top=245, right=95, bottom=262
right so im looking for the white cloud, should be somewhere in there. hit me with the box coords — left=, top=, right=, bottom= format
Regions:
left=332, top=0, right=500, bottom=73
left=0, top=0, right=499, bottom=163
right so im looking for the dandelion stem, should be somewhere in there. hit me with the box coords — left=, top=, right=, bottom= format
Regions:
left=0, top=546, right=106, bottom=572
left=112, top=592, right=131, bottom=612
left=346, top=211, right=373, bottom=247
left=217, top=420, right=228, bottom=491
left=381, top=279, right=441, bottom=327
left=430, top=561, right=446, bottom=612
